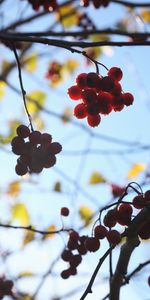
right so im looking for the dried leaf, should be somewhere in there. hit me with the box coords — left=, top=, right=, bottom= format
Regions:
left=11, top=203, right=30, bottom=226
left=43, top=225, right=57, bottom=240
left=7, top=180, right=21, bottom=197
left=23, top=229, right=35, bottom=246
left=127, top=163, right=146, bottom=179
left=89, top=172, right=106, bottom=184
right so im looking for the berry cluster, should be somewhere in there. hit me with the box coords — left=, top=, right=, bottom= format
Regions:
left=27, top=0, right=58, bottom=11
left=0, top=277, right=13, bottom=300
left=81, top=0, right=109, bottom=8
left=11, top=125, right=62, bottom=175
left=68, top=67, right=134, bottom=127
left=60, top=189, right=150, bottom=279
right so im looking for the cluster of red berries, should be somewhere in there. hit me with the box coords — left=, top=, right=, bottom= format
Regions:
left=60, top=189, right=150, bottom=279
left=67, top=67, right=134, bottom=127
left=27, top=0, right=58, bottom=11
left=81, top=0, right=109, bottom=8
left=11, top=125, right=62, bottom=176
left=0, top=277, right=13, bottom=300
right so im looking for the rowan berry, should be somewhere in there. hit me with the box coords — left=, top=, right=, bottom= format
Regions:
left=87, top=114, right=101, bottom=127
left=16, top=125, right=30, bottom=138
left=123, top=92, right=134, bottom=106
left=107, top=230, right=121, bottom=244
left=108, top=67, right=123, bottom=81
left=94, top=225, right=108, bottom=239
left=84, top=237, right=100, bottom=252
left=61, top=207, right=70, bottom=217
left=76, top=73, right=88, bottom=88
left=68, top=85, right=82, bottom=100
left=74, top=103, right=87, bottom=119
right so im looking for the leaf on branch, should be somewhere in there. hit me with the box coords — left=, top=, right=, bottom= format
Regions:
left=23, top=229, right=35, bottom=246
left=11, top=203, right=30, bottom=226
left=127, top=163, right=146, bottom=179
left=42, top=225, right=57, bottom=240
left=89, top=171, right=106, bottom=184
left=22, top=53, right=38, bottom=72
left=0, top=80, right=6, bottom=100
left=56, top=4, right=80, bottom=28
left=7, top=180, right=21, bottom=197
left=26, top=90, right=46, bottom=114
left=79, top=205, right=93, bottom=226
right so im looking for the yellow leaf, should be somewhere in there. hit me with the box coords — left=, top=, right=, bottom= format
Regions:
left=0, top=80, right=6, bottom=100
left=127, top=163, right=146, bottom=179
left=89, top=172, right=106, bottom=184
left=79, top=205, right=93, bottom=225
left=56, top=4, right=79, bottom=28
left=23, top=229, right=35, bottom=246
left=27, top=90, right=46, bottom=114
left=43, top=225, right=57, bottom=240
left=65, top=59, right=79, bottom=72
left=18, top=272, right=34, bottom=279
left=23, top=53, right=38, bottom=72
left=11, top=203, right=30, bottom=226
left=140, top=9, right=150, bottom=23
left=53, top=181, right=61, bottom=192
left=7, top=180, right=21, bottom=197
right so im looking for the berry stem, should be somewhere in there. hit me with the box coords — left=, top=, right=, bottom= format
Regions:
left=12, top=43, right=34, bottom=132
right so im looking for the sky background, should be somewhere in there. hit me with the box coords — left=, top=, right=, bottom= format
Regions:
left=0, top=1, right=150, bottom=299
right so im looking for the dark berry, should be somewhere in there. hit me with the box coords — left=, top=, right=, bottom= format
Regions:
left=16, top=125, right=30, bottom=138
left=108, top=67, right=123, bottom=81
left=68, top=85, right=82, bottom=100
left=61, top=207, right=69, bottom=217
left=84, top=237, right=100, bottom=252
left=94, top=225, right=108, bottom=239
left=107, top=230, right=121, bottom=244
left=87, top=114, right=101, bottom=127
left=74, top=103, right=87, bottom=119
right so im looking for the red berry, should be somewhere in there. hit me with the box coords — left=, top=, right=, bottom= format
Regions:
left=94, top=225, right=108, bottom=239
left=123, top=92, right=134, bottom=106
left=103, top=209, right=117, bottom=228
left=29, top=131, right=42, bottom=145
left=41, top=133, right=52, bottom=145
left=107, top=230, right=121, bottom=244
left=16, top=125, right=30, bottom=138
left=74, top=103, right=87, bottom=119
left=111, top=184, right=125, bottom=198
left=60, top=269, right=70, bottom=279
left=111, top=82, right=122, bottom=96
left=48, top=142, right=62, bottom=154
left=61, top=249, right=73, bottom=261
left=81, top=88, right=97, bottom=104
left=108, top=67, right=123, bottom=81
left=61, top=207, right=70, bottom=217
left=84, top=237, right=100, bottom=252
left=86, top=72, right=100, bottom=88
left=97, top=92, right=113, bottom=115
left=87, top=114, right=101, bottom=127
left=15, top=163, right=28, bottom=176
left=43, top=155, right=56, bottom=168
left=69, top=254, right=82, bottom=267
left=118, top=203, right=133, bottom=215
left=68, top=85, right=82, bottom=100
left=86, top=102, right=100, bottom=116
left=132, top=194, right=145, bottom=209
left=69, top=231, right=79, bottom=241
left=101, top=76, right=115, bottom=92
left=76, top=73, right=88, bottom=88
